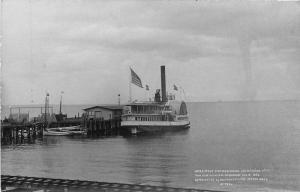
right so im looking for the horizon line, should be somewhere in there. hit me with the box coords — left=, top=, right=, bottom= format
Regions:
left=2, top=99, right=300, bottom=106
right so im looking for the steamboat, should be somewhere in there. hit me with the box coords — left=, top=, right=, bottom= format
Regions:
left=121, top=66, right=190, bottom=134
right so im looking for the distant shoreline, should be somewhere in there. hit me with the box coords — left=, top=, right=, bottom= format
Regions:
left=2, top=99, right=300, bottom=106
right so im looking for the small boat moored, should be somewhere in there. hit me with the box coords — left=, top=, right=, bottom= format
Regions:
left=43, top=128, right=74, bottom=136
left=45, top=126, right=86, bottom=136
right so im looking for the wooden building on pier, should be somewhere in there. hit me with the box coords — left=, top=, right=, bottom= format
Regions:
left=83, top=105, right=123, bottom=136
left=83, top=105, right=123, bottom=120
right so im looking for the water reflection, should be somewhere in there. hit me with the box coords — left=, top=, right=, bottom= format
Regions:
left=123, top=130, right=192, bottom=187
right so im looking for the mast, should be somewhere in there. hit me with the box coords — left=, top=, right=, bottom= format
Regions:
left=44, top=95, right=47, bottom=126
left=44, top=93, right=49, bottom=129
left=59, top=95, right=62, bottom=114
left=59, top=92, right=63, bottom=114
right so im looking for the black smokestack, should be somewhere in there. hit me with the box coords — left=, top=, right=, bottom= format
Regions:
left=161, top=65, right=167, bottom=102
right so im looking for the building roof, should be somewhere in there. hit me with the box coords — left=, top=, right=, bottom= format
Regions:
left=83, top=105, right=124, bottom=111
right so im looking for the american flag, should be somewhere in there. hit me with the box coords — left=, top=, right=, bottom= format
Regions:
left=130, top=68, right=143, bottom=88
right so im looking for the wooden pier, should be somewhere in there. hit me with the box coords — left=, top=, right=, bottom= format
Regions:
left=1, top=122, right=44, bottom=145
left=1, top=175, right=225, bottom=192
left=1, top=117, right=123, bottom=144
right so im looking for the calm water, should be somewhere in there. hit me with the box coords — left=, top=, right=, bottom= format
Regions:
left=2, top=101, right=300, bottom=191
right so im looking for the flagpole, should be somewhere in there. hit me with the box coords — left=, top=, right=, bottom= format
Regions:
left=129, top=67, right=132, bottom=102
left=144, top=85, right=147, bottom=101
left=130, top=81, right=132, bottom=102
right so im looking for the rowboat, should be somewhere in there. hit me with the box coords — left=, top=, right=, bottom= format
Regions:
left=46, top=126, right=86, bottom=135
left=53, top=126, right=86, bottom=135
left=43, top=128, right=73, bottom=136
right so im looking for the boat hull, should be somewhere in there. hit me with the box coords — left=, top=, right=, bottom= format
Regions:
left=47, top=125, right=79, bottom=131
left=121, top=120, right=190, bottom=134
left=43, top=130, right=73, bottom=136
left=47, top=126, right=86, bottom=135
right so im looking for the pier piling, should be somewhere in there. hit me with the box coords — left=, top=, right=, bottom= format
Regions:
left=86, top=118, right=121, bottom=137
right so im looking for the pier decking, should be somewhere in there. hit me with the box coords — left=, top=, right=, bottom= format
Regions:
left=1, top=175, right=226, bottom=192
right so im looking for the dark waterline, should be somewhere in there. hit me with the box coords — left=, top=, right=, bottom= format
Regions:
left=2, top=101, right=300, bottom=191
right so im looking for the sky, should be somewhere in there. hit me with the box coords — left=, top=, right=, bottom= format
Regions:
left=1, top=0, right=300, bottom=105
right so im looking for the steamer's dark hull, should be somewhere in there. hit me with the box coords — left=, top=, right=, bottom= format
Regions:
left=121, top=121, right=190, bottom=134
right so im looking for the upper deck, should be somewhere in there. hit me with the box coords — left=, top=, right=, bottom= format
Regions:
left=123, top=100, right=187, bottom=114
left=123, top=102, right=170, bottom=115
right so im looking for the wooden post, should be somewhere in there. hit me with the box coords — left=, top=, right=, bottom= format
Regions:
left=21, top=127, right=24, bottom=140
left=118, top=118, right=121, bottom=135
left=92, top=120, right=95, bottom=136
left=15, top=127, right=19, bottom=143
left=90, top=120, right=93, bottom=136
left=104, top=120, right=107, bottom=136
left=89, top=119, right=92, bottom=136
left=83, top=117, right=86, bottom=129
left=115, top=119, right=118, bottom=135
left=37, top=124, right=39, bottom=137
left=86, top=120, right=89, bottom=136
left=12, top=128, right=15, bottom=142
left=100, top=120, right=103, bottom=136
left=27, top=126, right=31, bottom=139
left=113, top=119, right=116, bottom=135
left=96, top=120, right=99, bottom=136
left=109, top=120, right=112, bottom=136
left=33, top=125, right=36, bottom=138
left=41, top=123, right=45, bottom=137
left=2, top=129, right=4, bottom=144
left=8, top=128, right=11, bottom=144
